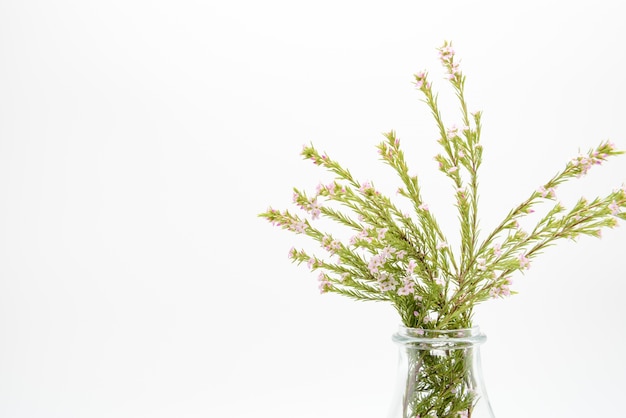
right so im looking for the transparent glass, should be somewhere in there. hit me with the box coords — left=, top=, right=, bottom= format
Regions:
left=388, top=326, right=495, bottom=418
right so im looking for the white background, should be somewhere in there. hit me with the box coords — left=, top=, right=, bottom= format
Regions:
left=1, top=1, right=625, bottom=417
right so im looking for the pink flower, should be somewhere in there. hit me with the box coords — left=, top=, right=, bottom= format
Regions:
left=572, top=154, right=596, bottom=177
left=380, top=246, right=395, bottom=259
left=414, top=71, right=427, bottom=89
left=288, top=247, right=297, bottom=259
left=476, top=258, right=487, bottom=271
left=398, top=276, right=415, bottom=296
left=397, top=282, right=415, bottom=296
left=359, top=181, right=373, bottom=193
left=293, top=221, right=307, bottom=234
left=490, top=278, right=512, bottom=299
left=446, top=125, right=459, bottom=138
left=377, top=228, right=388, bottom=240
left=369, top=250, right=392, bottom=274
left=310, top=200, right=322, bottom=220
left=518, top=253, right=530, bottom=270
left=493, top=243, right=502, bottom=257
left=419, top=203, right=429, bottom=211
left=318, top=272, right=331, bottom=293
left=537, top=186, right=546, bottom=197
left=537, top=186, right=556, bottom=199
left=368, top=256, right=382, bottom=274
left=438, top=44, right=454, bottom=59
left=609, top=201, right=620, bottom=215
left=436, top=157, right=444, bottom=170
left=436, top=241, right=448, bottom=250
left=377, top=273, right=397, bottom=292
left=406, top=260, right=417, bottom=274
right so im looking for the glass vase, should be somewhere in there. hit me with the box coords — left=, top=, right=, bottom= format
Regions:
left=388, top=326, right=495, bottom=418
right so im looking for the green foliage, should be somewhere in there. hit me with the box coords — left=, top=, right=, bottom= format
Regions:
left=259, top=41, right=626, bottom=332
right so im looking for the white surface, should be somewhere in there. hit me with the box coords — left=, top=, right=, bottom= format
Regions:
left=1, top=1, right=625, bottom=417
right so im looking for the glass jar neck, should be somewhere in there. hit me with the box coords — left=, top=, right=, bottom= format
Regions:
left=392, top=325, right=486, bottom=348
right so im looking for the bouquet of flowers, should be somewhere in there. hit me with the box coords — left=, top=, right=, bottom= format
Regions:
left=259, top=42, right=626, bottom=417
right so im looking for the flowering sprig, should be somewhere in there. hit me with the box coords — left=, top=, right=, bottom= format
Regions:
left=259, top=42, right=626, bottom=330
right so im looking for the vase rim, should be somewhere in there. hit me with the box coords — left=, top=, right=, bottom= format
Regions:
left=393, top=325, right=487, bottom=345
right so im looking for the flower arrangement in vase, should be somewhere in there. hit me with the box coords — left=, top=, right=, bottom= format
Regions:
left=259, top=42, right=626, bottom=418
